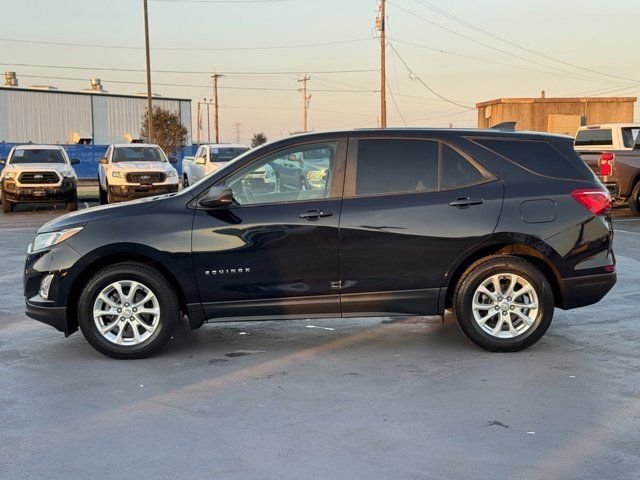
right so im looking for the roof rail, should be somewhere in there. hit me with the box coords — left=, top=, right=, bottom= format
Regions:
left=491, top=121, right=517, bottom=131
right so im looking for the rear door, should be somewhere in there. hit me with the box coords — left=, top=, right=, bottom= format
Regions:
left=339, top=137, right=503, bottom=316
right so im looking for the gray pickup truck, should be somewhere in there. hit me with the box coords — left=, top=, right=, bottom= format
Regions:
left=577, top=143, right=640, bottom=216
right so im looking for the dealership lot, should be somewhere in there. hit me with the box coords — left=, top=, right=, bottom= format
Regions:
left=1, top=206, right=640, bottom=479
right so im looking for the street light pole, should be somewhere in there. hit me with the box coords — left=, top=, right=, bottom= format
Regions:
left=143, top=0, right=154, bottom=143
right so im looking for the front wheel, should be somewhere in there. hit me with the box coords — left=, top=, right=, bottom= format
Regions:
left=628, top=181, right=640, bottom=216
left=453, top=255, right=554, bottom=352
left=67, top=192, right=78, bottom=212
left=77, top=263, right=180, bottom=359
left=183, top=174, right=189, bottom=188
left=1, top=192, right=12, bottom=213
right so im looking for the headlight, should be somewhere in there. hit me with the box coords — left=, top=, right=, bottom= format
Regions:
left=165, top=170, right=177, bottom=178
left=111, top=171, right=125, bottom=178
left=60, top=169, right=75, bottom=178
left=2, top=172, right=15, bottom=180
left=32, top=227, right=83, bottom=252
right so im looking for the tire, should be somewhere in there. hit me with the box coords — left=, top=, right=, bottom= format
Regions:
left=1, top=192, right=12, bottom=213
left=107, top=190, right=116, bottom=204
left=77, top=262, right=180, bottom=359
left=183, top=174, right=189, bottom=188
left=453, top=255, right=554, bottom=352
left=67, top=192, right=78, bottom=212
left=99, top=186, right=107, bottom=205
left=628, top=181, right=640, bottom=216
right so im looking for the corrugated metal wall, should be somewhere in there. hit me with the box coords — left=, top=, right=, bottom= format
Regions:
left=0, top=88, right=192, bottom=145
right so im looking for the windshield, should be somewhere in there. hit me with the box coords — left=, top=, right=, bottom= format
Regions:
left=112, top=147, right=167, bottom=163
left=10, top=149, right=65, bottom=164
left=621, top=127, right=640, bottom=148
left=210, top=147, right=249, bottom=162
left=574, top=129, right=613, bottom=146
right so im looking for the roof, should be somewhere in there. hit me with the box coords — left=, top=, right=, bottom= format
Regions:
left=12, top=144, right=64, bottom=150
left=202, top=143, right=248, bottom=149
left=476, top=97, right=637, bottom=108
left=577, top=123, right=640, bottom=130
left=111, top=143, right=160, bottom=148
left=0, top=86, right=191, bottom=103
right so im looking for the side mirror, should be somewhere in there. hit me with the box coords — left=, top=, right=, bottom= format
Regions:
left=198, top=186, right=233, bottom=208
left=70, top=158, right=80, bottom=165
left=0, top=159, right=4, bottom=165
left=195, top=156, right=206, bottom=165
left=99, top=157, right=108, bottom=165
left=169, top=157, right=178, bottom=164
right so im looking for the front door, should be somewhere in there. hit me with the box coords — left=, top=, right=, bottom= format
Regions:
left=192, top=139, right=347, bottom=321
left=339, top=138, right=503, bottom=316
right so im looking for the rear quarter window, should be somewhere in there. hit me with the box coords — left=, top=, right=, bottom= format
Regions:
left=474, top=138, right=593, bottom=180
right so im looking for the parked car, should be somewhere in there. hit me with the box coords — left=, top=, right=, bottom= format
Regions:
left=575, top=126, right=640, bottom=215
left=575, top=123, right=640, bottom=151
left=182, top=144, right=248, bottom=187
left=24, top=129, right=616, bottom=359
left=0, top=145, right=79, bottom=213
left=98, top=144, right=179, bottom=204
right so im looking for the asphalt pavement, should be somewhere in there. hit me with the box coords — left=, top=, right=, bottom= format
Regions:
left=1, top=204, right=639, bottom=479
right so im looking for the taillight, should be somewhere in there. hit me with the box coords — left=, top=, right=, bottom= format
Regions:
left=571, top=188, right=612, bottom=215
left=599, top=152, right=614, bottom=176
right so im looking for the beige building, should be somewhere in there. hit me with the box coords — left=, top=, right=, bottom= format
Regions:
left=476, top=95, right=636, bottom=136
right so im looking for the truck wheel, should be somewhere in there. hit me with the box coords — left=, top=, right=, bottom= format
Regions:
left=77, top=263, right=180, bottom=359
left=453, top=255, right=554, bottom=352
left=99, top=186, right=107, bottom=205
left=629, top=181, right=640, bottom=216
left=183, top=174, right=189, bottom=188
left=1, top=192, right=12, bottom=213
left=107, top=191, right=116, bottom=204
left=67, top=193, right=78, bottom=212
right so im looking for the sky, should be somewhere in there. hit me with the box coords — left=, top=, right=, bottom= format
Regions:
left=1, top=0, right=639, bottom=144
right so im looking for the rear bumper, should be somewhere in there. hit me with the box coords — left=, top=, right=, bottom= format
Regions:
left=558, top=272, right=617, bottom=310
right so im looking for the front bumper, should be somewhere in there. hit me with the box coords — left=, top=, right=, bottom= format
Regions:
left=2, top=178, right=76, bottom=202
left=109, top=183, right=179, bottom=199
left=558, top=272, right=617, bottom=310
left=25, top=297, right=70, bottom=335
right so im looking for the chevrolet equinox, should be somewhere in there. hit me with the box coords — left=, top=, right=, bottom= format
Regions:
left=24, top=129, right=616, bottom=358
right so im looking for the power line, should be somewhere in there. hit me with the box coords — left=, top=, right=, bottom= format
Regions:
left=151, top=0, right=292, bottom=3
left=0, top=61, right=377, bottom=76
left=388, top=1, right=627, bottom=87
left=387, top=43, right=475, bottom=110
left=0, top=37, right=372, bottom=52
left=386, top=78, right=407, bottom=126
left=410, top=0, right=640, bottom=84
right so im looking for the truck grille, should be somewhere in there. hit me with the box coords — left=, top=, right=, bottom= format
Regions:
left=126, top=172, right=166, bottom=184
left=18, top=172, right=60, bottom=184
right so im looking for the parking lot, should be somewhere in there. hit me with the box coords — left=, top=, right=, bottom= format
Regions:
left=1, top=204, right=639, bottom=479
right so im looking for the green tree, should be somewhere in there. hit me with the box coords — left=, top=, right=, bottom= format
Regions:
left=251, top=132, right=268, bottom=148
left=140, top=106, right=188, bottom=155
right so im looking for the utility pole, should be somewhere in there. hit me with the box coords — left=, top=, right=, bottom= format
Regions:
left=233, top=122, right=242, bottom=144
left=196, top=101, right=201, bottom=144
left=204, top=98, right=211, bottom=142
left=143, top=0, right=154, bottom=142
left=212, top=73, right=222, bottom=143
left=297, top=75, right=311, bottom=132
left=377, top=0, right=387, bottom=128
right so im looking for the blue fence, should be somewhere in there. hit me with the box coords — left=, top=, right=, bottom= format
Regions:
left=0, top=143, right=198, bottom=179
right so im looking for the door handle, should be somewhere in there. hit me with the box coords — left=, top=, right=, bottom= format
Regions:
left=300, top=209, right=333, bottom=220
left=449, top=198, right=484, bottom=208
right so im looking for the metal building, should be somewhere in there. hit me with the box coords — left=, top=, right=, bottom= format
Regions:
left=0, top=76, right=192, bottom=145
left=476, top=94, right=636, bottom=136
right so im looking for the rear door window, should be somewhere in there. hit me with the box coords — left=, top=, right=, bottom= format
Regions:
left=475, top=138, right=586, bottom=179
left=355, top=139, right=438, bottom=196
left=621, top=127, right=640, bottom=148
left=574, top=129, right=613, bottom=146
left=442, top=145, right=485, bottom=189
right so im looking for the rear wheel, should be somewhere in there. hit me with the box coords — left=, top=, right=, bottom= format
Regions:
left=453, top=255, right=554, bottom=352
left=1, top=192, right=12, bottom=213
left=77, top=263, right=180, bottom=359
left=628, top=181, right=640, bottom=216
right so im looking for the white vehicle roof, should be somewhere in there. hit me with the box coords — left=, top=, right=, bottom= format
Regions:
left=201, top=143, right=248, bottom=149
left=111, top=143, right=161, bottom=148
left=13, top=144, right=65, bottom=151
left=577, top=123, right=639, bottom=130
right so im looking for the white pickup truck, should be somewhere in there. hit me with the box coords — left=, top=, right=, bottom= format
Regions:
left=182, top=144, right=248, bottom=187
left=98, top=144, right=179, bottom=204
left=0, top=145, right=79, bottom=213
left=574, top=123, right=640, bottom=151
